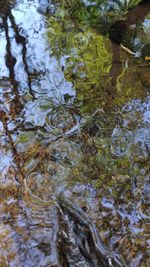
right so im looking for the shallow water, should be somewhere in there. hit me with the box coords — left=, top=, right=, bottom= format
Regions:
left=0, top=0, right=150, bottom=266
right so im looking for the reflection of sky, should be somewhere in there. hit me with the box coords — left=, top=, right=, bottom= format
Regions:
left=87, top=0, right=136, bottom=10
left=0, top=2, right=149, bottom=266
left=0, top=0, right=75, bottom=98
left=111, top=98, right=150, bottom=161
left=0, top=32, right=9, bottom=77
left=143, top=18, right=150, bottom=27
left=0, top=150, right=14, bottom=180
left=143, top=18, right=150, bottom=40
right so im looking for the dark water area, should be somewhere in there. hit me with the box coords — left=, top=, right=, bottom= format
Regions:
left=0, top=0, right=150, bottom=266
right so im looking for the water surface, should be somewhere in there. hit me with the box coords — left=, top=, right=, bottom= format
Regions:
left=0, top=0, right=150, bottom=266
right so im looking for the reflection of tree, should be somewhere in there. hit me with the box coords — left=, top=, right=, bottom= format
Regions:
left=0, top=1, right=29, bottom=184
left=0, top=0, right=34, bottom=102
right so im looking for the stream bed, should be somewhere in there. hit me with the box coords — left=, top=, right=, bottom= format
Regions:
left=0, top=0, right=150, bottom=266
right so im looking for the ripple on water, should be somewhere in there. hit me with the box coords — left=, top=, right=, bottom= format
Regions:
left=0, top=0, right=150, bottom=266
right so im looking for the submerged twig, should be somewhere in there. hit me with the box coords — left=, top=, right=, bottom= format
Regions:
left=120, top=43, right=135, bottom=55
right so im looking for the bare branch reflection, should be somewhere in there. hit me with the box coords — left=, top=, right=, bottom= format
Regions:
left=0, top=0, right=35, bottom=101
